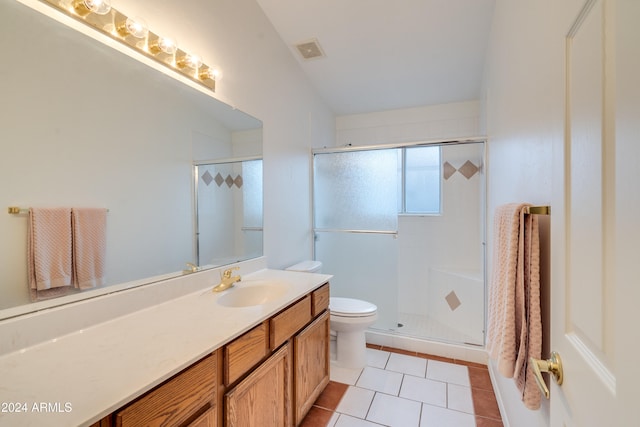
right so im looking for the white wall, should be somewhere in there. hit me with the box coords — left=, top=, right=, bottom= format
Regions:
left=482, top=0, right=584, bottom=424
left=335, top=101, right=480, bottom=147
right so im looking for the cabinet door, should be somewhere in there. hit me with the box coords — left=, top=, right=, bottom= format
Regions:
left=225, top=343, right=291, bottom=427
left=293, top=310, right=330, bottom=425
left=188, top=407, right=216, bottom=427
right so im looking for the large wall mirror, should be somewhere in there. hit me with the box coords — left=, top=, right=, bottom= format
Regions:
left=0, top=0, right=263, bottom=317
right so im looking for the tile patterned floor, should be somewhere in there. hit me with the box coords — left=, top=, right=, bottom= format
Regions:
left=301, top=344, right=503, bottom=427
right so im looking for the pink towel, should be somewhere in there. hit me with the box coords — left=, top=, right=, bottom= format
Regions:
left=72, top=208, right=107, bottom=290
left=486, top=203, right=542, bottom=410
left=28, top=208, right=73, bottom=301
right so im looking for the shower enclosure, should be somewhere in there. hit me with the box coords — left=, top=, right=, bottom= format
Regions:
left=313, top=141, right=485, bottom=346
left=194, top=158, right=263, bottom=267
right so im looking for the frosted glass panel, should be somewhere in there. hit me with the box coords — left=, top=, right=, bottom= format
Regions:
left=315, top=232, right=398, bottom=330
left=241, top=160, right=263, bottom=260
left=314, top=150, right=399, bottom=231
left=242, top=160, right=263, bottom=228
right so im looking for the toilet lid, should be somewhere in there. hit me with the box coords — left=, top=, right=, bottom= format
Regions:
left=330, top=297, right=377, bottom=317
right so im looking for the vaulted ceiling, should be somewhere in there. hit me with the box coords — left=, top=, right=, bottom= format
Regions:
left=256, top=0, right=496, bottom=116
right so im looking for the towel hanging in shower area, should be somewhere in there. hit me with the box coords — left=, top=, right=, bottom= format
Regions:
left=486, top=203, right=542, bottom=410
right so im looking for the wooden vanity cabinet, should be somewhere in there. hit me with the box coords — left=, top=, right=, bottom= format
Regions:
left=94, top=282, right=330, bottom=427
left=115, top=351, right=217, bottom=427
left=224, top=282, right=330, bottom=427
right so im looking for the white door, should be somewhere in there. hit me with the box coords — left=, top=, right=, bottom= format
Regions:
left=550, top=0, right=640, bottom=425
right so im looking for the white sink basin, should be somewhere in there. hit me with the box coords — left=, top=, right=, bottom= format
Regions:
left=216, top=281, right=290, bottom=308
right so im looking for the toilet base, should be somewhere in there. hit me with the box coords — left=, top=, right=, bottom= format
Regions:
left=336, top=330, right=367, bottom=370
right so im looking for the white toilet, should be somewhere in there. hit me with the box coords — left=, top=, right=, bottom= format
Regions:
left=286, top=261, right=378, bottom=370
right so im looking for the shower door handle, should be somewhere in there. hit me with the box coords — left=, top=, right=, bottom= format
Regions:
left=529, top=351, right=563, bottom=399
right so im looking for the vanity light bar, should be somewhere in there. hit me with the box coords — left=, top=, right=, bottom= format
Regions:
left=35, top=0, right=218, bottom=92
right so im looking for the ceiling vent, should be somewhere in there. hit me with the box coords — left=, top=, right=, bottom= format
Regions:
left=295, top=39, right=325, bottom=60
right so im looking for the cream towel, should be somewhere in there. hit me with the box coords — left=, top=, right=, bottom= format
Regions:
left=486, top=203, right=542, bottom=410
left=72, top=208, right=107, bottom=290
left=28, top=208, right=73, bottom=301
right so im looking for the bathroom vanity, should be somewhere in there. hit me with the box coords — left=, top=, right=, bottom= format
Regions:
left=0, top=259, right=330, bottom=427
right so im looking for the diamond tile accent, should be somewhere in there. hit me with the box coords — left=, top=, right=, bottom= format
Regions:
left=234, top=175, right=243, bottom=188
left=225, top=174, right=234, bottom=188
left=443, top=161, right=457, bottom=180
left=458, top=160, right=479, bottom=179
left=214, top=172, right=224, bottom=187
left=445, top=291, right=462, bottom=311
left=201, top=170, right=214, bottom=186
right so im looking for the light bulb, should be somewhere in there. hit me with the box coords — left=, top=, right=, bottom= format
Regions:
left=73, top=0, right=111, bottom=16
left=199, top=66, right=222, bottom=81
left=177, top=53, right=202, bottom=70
left=149, top=36, right=177, bottom=55
left=117, top=17, right=148, bottom=39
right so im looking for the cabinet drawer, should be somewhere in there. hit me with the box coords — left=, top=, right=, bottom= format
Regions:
left=270, top=295, right=312, bottom=349
left=115, top=352, right=216, bottom=426
left=311, top=283, right=330, bottom=317
left=188, top=406, right=216, bottom=427
left=225, top=321, right=269, bottom=386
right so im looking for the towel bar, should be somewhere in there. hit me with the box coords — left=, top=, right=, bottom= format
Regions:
left=8, top=207, right=109, bottom=214
left=524, top=206, right=550, bottom=215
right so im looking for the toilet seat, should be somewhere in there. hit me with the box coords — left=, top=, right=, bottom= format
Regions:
left=330, top=297, right=377, bottom=318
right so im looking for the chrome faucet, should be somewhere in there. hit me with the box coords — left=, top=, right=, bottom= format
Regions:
left=212, top=267, right=241, bottom=292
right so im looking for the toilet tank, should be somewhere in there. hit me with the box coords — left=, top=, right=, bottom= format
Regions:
left=285, top=260, right=322, bottom=273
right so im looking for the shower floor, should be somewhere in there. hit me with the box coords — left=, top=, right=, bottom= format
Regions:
left=383, top=312, right=484, bottom=346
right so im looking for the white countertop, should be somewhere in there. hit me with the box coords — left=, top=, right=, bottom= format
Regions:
left=0, top=266, right=331, bottom=426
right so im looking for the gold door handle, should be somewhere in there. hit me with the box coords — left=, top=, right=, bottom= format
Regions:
left=529, top=351, right=563, bottom=399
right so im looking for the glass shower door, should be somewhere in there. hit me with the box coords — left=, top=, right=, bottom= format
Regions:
left=313, top=149, right=399, bottom=330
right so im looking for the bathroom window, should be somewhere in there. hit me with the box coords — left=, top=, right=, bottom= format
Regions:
left=399, top=146, right=441, bottom=214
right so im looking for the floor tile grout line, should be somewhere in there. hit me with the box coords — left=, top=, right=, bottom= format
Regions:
left=327, top=347, right=501, bottom=426
left=325, top=383, right=495, bottom=426
left=364, top=390, right=376, bottom=424
left=445, top=382, right=450, bottom=411
left=345, top=382, right=476, bottom=415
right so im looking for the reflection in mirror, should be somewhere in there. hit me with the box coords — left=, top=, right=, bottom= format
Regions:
left=195, top=158, right=263, bottom=267
left=0, top=0, right=262, bottom=317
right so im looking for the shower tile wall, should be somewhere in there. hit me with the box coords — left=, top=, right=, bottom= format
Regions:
left=397, top=143, right=484, bottom=344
